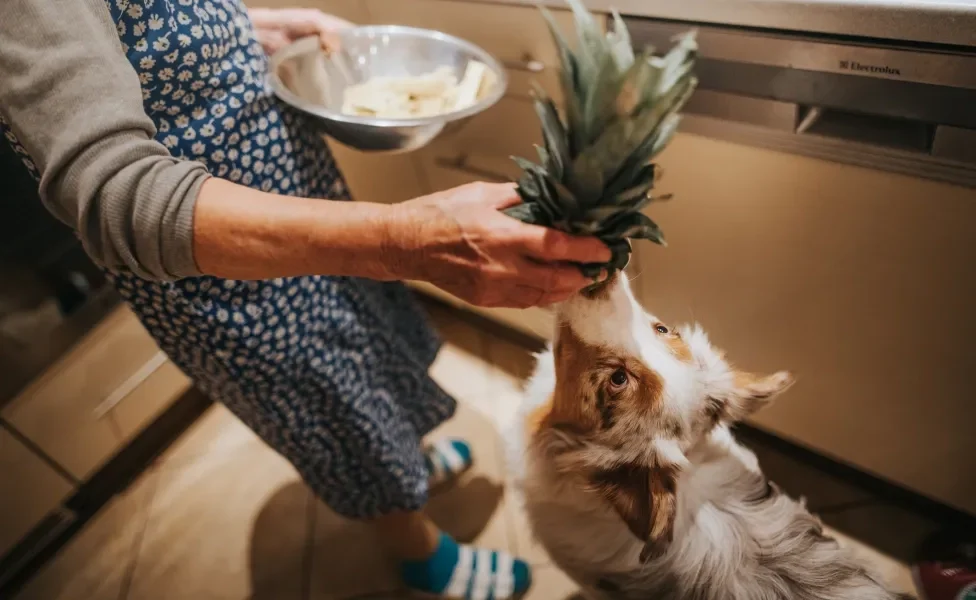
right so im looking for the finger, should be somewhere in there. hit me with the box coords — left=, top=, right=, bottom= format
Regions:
left=480, top=182, right=521, bottom=210
left=260, top=30, right=292, bottom=56
left=515, top=260, right=591, bottom=294
left=279, top=10, right=353, bottom=50
left=519, top=227, right=612, bottom=265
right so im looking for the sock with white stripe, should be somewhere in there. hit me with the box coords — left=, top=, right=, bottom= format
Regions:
left=425, top=439, right=474, bottom=487
left=400, top=533, right=531, bottom=599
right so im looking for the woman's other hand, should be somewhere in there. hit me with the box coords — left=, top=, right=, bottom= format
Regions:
left=249, top=7, right=353, bottom=55
left=386, top=183, right=611, bottom=308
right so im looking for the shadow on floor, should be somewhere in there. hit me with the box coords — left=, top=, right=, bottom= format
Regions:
left=247, top=474, right=504, bottom=599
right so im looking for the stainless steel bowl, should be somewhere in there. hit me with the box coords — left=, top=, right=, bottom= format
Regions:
left=268, top=26, right=508, bottom=153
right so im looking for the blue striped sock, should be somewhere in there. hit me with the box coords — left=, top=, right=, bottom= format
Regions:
left=425, top=439, right=474, bottom=486
left=400, top=533, right=532, bottom=599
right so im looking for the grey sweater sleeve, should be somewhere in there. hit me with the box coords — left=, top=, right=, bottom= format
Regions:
left=0, top=0, right=210, bottom=280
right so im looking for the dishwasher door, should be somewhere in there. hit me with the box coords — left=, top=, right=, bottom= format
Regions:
left=639, top=132, right=976, bottom=516
left=624, top=18, right=976, bottom=516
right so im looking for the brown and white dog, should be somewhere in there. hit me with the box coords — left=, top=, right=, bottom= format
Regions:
left=506, top=274, right=910, bottom=600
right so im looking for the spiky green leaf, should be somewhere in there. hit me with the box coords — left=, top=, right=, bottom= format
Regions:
left=503, top=0, right=696, bottom=280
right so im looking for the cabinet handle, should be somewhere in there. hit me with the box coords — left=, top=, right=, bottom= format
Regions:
left=434, top=154, right=512, bottom=182
left=92, top=352, right=168, bottom=420
left=501, top=57, right=545, bottom=73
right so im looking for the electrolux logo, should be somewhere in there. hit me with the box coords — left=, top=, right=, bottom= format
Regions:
left=838, top=60, right=902, bottom=76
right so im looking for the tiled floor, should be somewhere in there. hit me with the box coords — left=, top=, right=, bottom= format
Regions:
left=13, top=301, right=937, bottom=600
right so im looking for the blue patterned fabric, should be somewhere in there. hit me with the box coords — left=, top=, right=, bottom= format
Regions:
left=1, top=0, right=456, bottom=519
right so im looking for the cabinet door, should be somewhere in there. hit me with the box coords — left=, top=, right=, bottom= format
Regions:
left=632, top=132, right=976, bottom=514
left=1, top=308, right=159, bottom=480
left=363, top=0, right=604, bottom=101
left=0, top=428, right=74, bottom=558
left=329, top=143, right=429, bottom=204
left=111, top=358, right=192, bottom=442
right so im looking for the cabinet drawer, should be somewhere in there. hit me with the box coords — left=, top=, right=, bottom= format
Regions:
left=418, top=151, right=520, bottom=192
left=108, top=357, right=192, bottom=443
left=0, top=428, right=74, bottom=558
left=416, top=95, right=541, bottom=192
left=1, top=307, right=159, bottom=479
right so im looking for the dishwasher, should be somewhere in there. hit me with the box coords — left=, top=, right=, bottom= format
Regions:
left=615, top=14, right=976, bottom=518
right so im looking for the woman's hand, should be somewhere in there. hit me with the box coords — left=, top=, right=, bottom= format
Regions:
left=249, top=7, right=353, bottom=55
left=385, top=183, right=611, bottom=308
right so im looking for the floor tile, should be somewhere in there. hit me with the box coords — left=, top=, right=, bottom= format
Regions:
left=827, top=526, right=918, bottom=596
left=306, top=501, right=402, bottom=599
left=523, top=564, right=581, bottom=600
left=127, top=436, right=309, bottom=600
left=154, top=403, right=258, bottom=472
left=428, top=304, right=491, bottom=408
left=426, top=402, right=509, bottom=549
left=307, top=402, right=512, bottom=599
left=14, top=470, right=157, bottom=600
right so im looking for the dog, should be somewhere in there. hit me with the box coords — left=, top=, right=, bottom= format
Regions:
left=505, top=274, right=910, bottom=600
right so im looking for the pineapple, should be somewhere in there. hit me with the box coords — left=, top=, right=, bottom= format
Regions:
left=504, top=0, right=698, bottom=279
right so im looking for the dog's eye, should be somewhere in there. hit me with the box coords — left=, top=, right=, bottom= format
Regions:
left=655, top=324, right=669, bottom=334
left=609, top=369, right=628, bottom=388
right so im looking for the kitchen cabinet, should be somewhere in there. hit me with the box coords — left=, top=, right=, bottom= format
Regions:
left=1, top=308, right=159, bottom=480
left=1, top=307, right=190, bottom=481
left=254, top=0, right=605, bottom=205
left=631, top=132, right=976, bottom=515
left=0, top=428, right=74, bottom=559
left=108, top=357, right=193, bottom=444
left=363, top=0, right=589, bottom=102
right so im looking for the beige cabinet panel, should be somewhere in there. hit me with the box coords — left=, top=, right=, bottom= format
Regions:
left=363, top=0, right=603, bottom=101
left=2, top=307, right=159, bottom=480
left=365, top=0, right=571, bottom=65
left=330, top=142, right=429, bottom=203
left=407, top=281, right=554, bottom=340
left=244, top=0, right=371, bottom=24
left=112, top=359, right=192, bottom=443
left=633, top=133, right=976, bottom=515
left=0, top=428, right=74, bottom=558
left=415, top=96, right=542, bottom=192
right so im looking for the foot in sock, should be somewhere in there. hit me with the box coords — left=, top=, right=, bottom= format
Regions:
left=401, top=533, right=532, bottom=599
left=425, top=439, right=473, bottom=487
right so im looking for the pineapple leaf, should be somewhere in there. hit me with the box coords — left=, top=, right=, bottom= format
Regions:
left=607, top=10, right=635, bottom=69
left=532, top=88, right=570, bottom=181
left=534, top=144, right=550, bottom=169
left=582, top=50, right=623, bottom=146
left=504, top=202, right=547, bottom=226
left=503, top=0, right=696, bottom=280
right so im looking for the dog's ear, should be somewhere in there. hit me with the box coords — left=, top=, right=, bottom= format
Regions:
left=709, top=370, right=794, bottom=423
left=590, top=463, right=678, bottom=563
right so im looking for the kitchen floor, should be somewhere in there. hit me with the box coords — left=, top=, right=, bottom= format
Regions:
left=12, top=300, right=939, bottom=600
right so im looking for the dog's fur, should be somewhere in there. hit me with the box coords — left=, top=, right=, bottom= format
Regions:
left=506, top=275, right=909, bottom=600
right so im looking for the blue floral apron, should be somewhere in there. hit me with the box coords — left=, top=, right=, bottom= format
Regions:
left=3, top=0, right=455, bottom=519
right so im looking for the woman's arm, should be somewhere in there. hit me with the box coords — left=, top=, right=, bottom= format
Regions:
left=0, top=0, right=207, bottom=281
left=0, top=0, right=609, bottom=307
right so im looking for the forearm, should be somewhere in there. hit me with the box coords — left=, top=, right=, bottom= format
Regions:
left=193, top=177, right=405, bottom=281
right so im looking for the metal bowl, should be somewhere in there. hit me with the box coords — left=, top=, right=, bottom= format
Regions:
left=268, top=26, right=508, bottom=153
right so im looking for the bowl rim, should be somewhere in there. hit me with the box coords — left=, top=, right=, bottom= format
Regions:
left=267, top=24, right=510, bottom=128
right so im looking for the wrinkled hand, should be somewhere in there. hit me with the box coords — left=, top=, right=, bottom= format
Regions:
left=387, top=183, right=611, bottom=308
left=249, top=7, right=353, bottom=55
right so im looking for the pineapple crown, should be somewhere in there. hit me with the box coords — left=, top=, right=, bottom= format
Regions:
left=503, top=0, right=698, bottom=279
